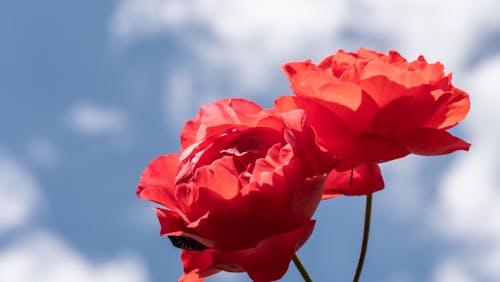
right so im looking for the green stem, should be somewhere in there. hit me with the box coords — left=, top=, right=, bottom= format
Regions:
left=352, top=194, right=373, bottom=282
left=293, top=253, right=313, bottom=282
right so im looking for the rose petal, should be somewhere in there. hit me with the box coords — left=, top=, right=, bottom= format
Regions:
left=358, top=75, right=413, bottom=107
left=189, top=206, right=279, bottom=250
left=361, top=61, right=428, bottom=88
left=274, top=95, right=353, bottom=152
left=289, top=70, right=339, bottom=96
left=358, top=48, right=387, bottom=61
left=370, top=94, right=435, bottom=135
left=331, top=133, right=409, bottom=170
left=408, top=60, right=445, bottom=83
left=396, top=128, right=471, bottom=155
left=319, top=50, right=357, bottom=72
left=156, top=208, right=186, bottom=236
left=323, top=162, right=384, bottom=198
left=282, top=60, right=319, bottom=81
left=179, top=270, right=205, bottom=282
left=290, top=174, right=325, bottom=222
left=180, top=98, right=265, bottom=149
left=180, top=249, right=219, bottom=282
left=280, top=110, right=339, bottom=173
left=316, top=81, right=363, bottom=111
left=431, top=87, right=470, bottom=129
left=137, top=154, right=180, bottom=209
left=193, top=156, right=240, bottom=200
left=225, top=221, right=316, bottom=282
left=190, top=221, right=316, bottom=282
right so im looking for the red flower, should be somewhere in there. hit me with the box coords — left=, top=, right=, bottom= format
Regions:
left=137, top=98, right=330, bottom=281
left=276, top=48, right=470, bottom=194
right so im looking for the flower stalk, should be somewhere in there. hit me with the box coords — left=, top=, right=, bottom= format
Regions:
left=292, top=254, right=313, bottom=282
left=352, top=194, right=373, bottom=282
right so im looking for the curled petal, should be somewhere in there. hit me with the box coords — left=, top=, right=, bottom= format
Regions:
left=429, top=87, right=470, bottom=130
left=275, top=95, right=353, bottom=152
left=323, top=162, right=384, bottom=198
left=191, top=210, right=277, bottom=250
left=179, top=270, right=205, bottom=282
left=316, top=82, right=363, bottom=111
left=235, top=221, right=315, bottom=282
left=358, top=75, right=418, bottom=107
left=290, top=174, right=325, bottom=223
left=370, top=94, right=435, bottom=135
left=156, top=208, right=186, bottom=236
left=193, top=157, right=240, bottom=200
left=395, top=128, right=471, bottom=155
left=335, top=134, right=409, bottom=170
left=180, top=98, right=265, bottom=149
left=137, top=154, right=180, bottom=209
left=361, top=61, right=427, bottom=87
left=181, top=221, right=316, bottom=282
left=282, top=60, right=319, bottom=81
left=180, top=249, right=219, bottom=282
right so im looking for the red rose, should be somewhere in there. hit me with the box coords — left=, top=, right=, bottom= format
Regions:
left=276, top=48, right=470, bottom=195
left=137, top=98, right=329, bottom=281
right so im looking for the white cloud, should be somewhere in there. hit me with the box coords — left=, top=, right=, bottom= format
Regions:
left=206, top=271, right=248, bottom=282
left=0, top=150, right=150, bottom=282
left=110, top=0, right=500, bottom=84
left=66, top=102, right=127, bottom=136
left=429, top=55, right=500, bottom=281
left=110, top=0, right=189, bottom=42
left=344, top=0, right=495, bottom=70
left=0, top=230, right=149, bottom=282
left=0, top=152, right=42, bottom=234
left=432, top=258, right=475, bottom=282
left=111, top=0, right=347, bottom=91
left=111, top=0, right=347, bottom=52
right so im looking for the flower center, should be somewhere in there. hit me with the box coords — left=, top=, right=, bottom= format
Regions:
left=168, top=236, right=208, bottom=251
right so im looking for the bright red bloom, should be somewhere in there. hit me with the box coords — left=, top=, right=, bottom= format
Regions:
left=137, top=98, right=332, bottom=281
left=277, top=48, right=470, bottom=194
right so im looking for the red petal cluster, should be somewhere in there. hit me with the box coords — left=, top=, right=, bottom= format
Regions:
left=138, top=99, right=332, bottom=281
left=278, top=48, right=470, bottom=195
left=137, top=48, right=470, bottom=281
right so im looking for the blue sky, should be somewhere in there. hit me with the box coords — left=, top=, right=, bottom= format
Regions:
left=1, top=0, right=500, bottom=281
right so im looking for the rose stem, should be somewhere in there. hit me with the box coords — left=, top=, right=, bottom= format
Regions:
left=352, top=194, right=373, bottom=282
left=292, top=254, right=313, bottom=282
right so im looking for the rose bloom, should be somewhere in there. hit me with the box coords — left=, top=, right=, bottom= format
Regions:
left=137, top=98, right=334, bottom=281
left=276, top=48, right=470, bottom=195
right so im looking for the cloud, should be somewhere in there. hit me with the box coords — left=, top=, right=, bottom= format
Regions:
left=111, top=0, right=347, bottom=50
left=111, top=0, right=348, bottom=92
left=343, top=0, right=499, bottom=69
left=110, top=0, right=187, bottom=42
left=0, top=230, right=149, bottom=282
left=206, top=271, right=248, bottom=282
left=432, top=258, right=475, bottom=282
left=66, top=102, right=127, bottom=136
left=110, top=0, right=500, bottom=81
left=0, top=152, right=42, bottom=235
left=0, top=150, right=151, bottom=282
left=429, top=55, right=500, bottom=281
